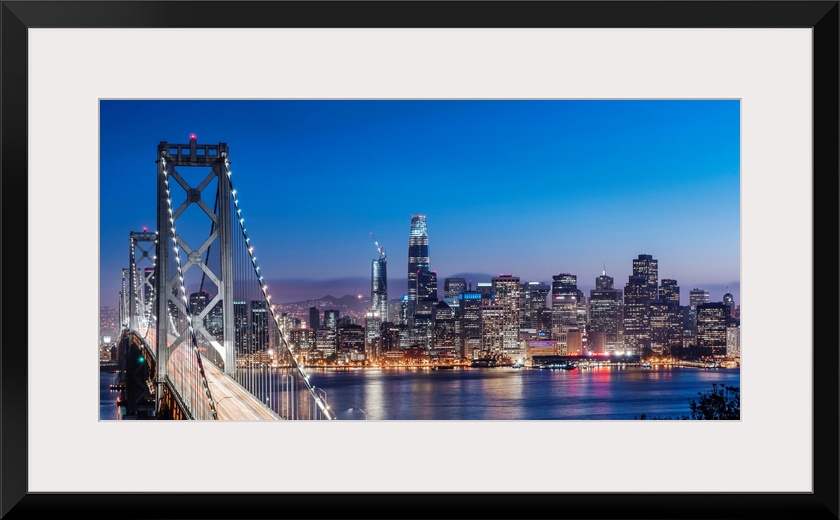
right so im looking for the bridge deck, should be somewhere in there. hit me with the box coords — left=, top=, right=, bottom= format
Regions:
left=202, top=357, right=280, bottom=420
left=166, top=344, right=280, bottom=420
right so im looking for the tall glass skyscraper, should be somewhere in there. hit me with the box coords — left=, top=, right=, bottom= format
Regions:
left=406, top=214, right=432, bottom=328
left=407, top=214, right=431, bottom=303
left=371, top=255, right=388, bottom=322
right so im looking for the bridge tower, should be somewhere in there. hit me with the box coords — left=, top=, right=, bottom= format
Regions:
left=155, top=135, right=237, bottom=380
left=119, top=268, right=130, bottom=330
left=128, top=230, right=158, bottom=334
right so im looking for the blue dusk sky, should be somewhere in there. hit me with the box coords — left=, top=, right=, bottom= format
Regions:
left=99, top=99, right=740, bottom=308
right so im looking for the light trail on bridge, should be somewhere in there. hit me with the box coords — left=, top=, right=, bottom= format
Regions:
left=167, top=344, right=279, bottom=420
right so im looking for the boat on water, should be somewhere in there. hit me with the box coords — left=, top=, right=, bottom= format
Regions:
left=431, top=365, right=455, bottom=370
left=541, top=362, right=577, bottom=370
left=641, top=362, right=653, bottom=369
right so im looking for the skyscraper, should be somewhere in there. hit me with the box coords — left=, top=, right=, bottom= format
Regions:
left=407, top=214, right=431, bottom=310
left=589, top=270, right=623, bottom=354
left=324, top=309, right=339, bottom=329
left=309, top=306, right=320, bottom=330
left=371, top=252, right=388, bottom=323
left=522, top=281, right=550, bottom=331
left=689, top=288, right=710, bottom=310
left=432, top=301, right=457, bottom=353
left=726, top=321, right=741, bottom=359
left=696, top=302, right=727, bottom=358
left=233, top=300, right=248, bottom=353
left=250, top=300, right=269, bottom=351
left=551, top=273, right=578, bottom=354
left=492, top=275, right=521, bottom=350
left=623, top=275, right=651, bottom=354
left=595, top=271, right=614, bottom=290
left=632, top=254, right=659, bottom=300
left=654, top=278, right=683, bottom=355
left=480, top=303, right=505, bottom=356
left=189, top=290, right=209, bottom=316
left=459, top=291, right=482, bottom=359
left=688, top=288, right=710, bottom=332
left=205, top=302, right=224, bottom=342
left=622, top=255, right=659, bottom=355
left=723, top=292, right=735, bottom=320
left=659, top=279, right=680, bottom=306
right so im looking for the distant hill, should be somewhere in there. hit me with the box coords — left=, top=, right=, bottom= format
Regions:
left=276, top=294, right=373, bottom=323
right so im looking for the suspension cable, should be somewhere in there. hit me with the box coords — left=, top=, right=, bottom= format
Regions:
left=223, top=153, right=333, bottom=419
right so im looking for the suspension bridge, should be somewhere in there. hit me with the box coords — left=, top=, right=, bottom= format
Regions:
left=114, top=135, right=334, bottom=420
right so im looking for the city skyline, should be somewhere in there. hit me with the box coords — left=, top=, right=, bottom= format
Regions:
left=100, top=100, right=740, bottom=309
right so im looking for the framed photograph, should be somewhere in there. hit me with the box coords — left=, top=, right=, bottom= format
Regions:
left=4, top=1, right=837, bottom=518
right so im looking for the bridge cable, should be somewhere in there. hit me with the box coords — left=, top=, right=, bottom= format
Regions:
left=223, top=154, right=333, bottom=419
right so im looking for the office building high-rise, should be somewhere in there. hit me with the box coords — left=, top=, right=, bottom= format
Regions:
left=726, top=321, right=741, bottom=359
left=189, top=290, right=209, bottom=316
left=379, top=322, right=400, bottom=353
left=723, top=292, right=735, bottom=320
left=688, top=288, right=710, bottom=332
left=654, top=278, right=683, bottom=355
left=407, top=214, right=431, bottom=306
left=432, top=301, right=457, bottom=353
left=690, top=288, right=710, bottom=309
left=632, top=254, right=659, bottom=300
left=522, top=281, right=550, bottom=331
left=660, top=279, right=680, bottom=306
left=622, top=255, right=659, bottom=355
left=368, top=238, right=388, bottom=355
left=589, top=270, right=623, bottom=354
left=623, top=275, right=651, bottom=354
left=492, top=275, right=521, bottom=350
left=309, top=306, right=320, bottom=331
left=365, top=310, right=382, bottom=358
left=551, top=273, right=578, bottom=354
left=595, top=271, right=614, bottom=290
left=324, top=309, right=339, bottom=329
left=476, top=282, right=494, bottom=304
left=696, top=302, right=727, bottom=358
left=250, top=300, right=269, bottom=351
left=388, top=298, right=405, bottom=326
left=337, top=324, right=366, bottom=355
left=443, top=277, right=467, bottom=309
left=649, top=299, right=682, bottom=355
left=371, top=251, right=388, bottom=323
left=205, top=301, right=224, bottom=342
left=459, top=291, right=483, bottom=359
left=234, top=300, right=248, bottom=353
left=480, top=303, right=505, bottom=356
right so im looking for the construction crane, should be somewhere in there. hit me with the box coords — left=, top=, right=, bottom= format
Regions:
left=370, top=232, right=386, bottom=261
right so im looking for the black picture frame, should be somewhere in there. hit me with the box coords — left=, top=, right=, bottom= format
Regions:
left=2, top=1, right=837, bottom=519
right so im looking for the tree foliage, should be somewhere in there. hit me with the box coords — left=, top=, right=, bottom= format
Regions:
left=638, top=383, right=740, bottom=420
left=689, top=383, right=740, bottom=420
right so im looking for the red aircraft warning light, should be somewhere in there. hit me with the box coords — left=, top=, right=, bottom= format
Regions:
left=189, top=133, right=197, bottom=141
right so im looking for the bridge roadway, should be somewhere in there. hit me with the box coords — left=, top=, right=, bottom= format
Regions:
left=166, top=342, right=281, bottom=420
